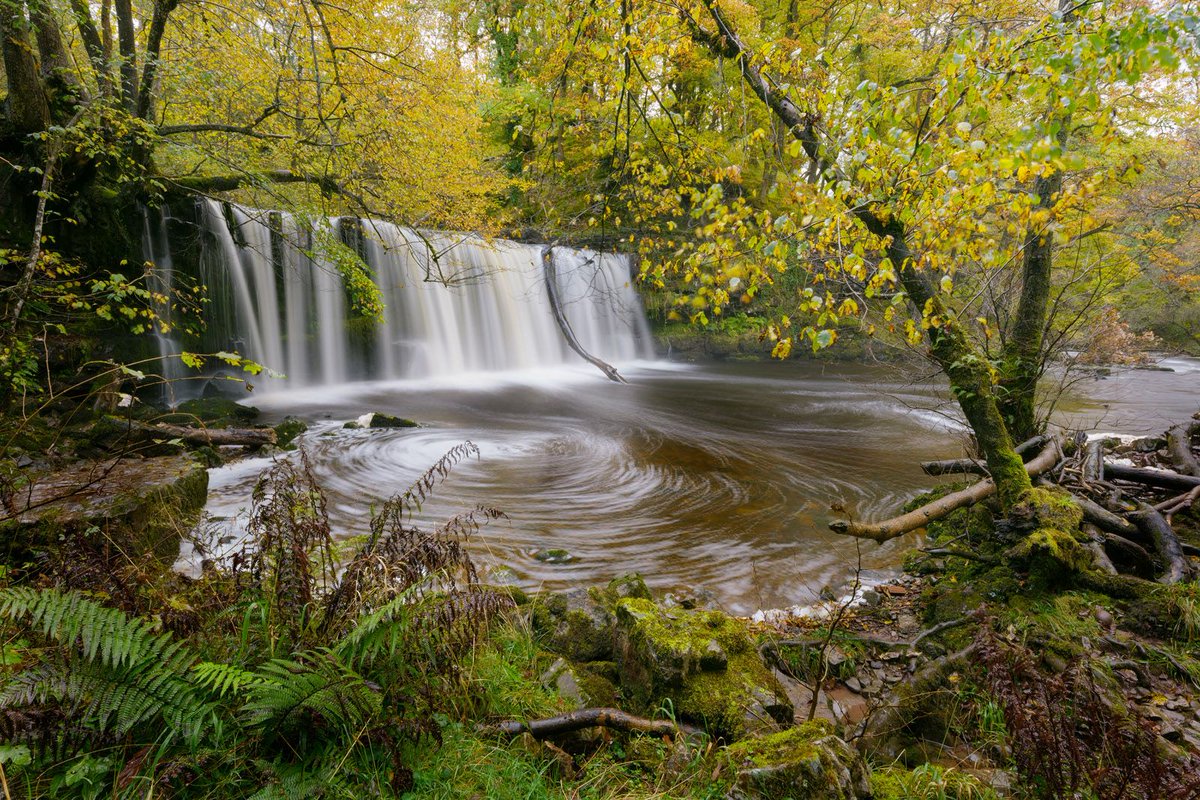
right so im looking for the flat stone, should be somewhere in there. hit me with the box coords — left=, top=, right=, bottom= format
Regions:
left=1, top=455, right=209, bottom=564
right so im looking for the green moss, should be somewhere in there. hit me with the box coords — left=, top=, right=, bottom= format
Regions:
left=273, top=416, right=307, bottom=448
left=924, top=564, right=1022, bottom=625
left=553, top=607, right=612, bottom=662
left=725, top=721, right=833, bottom=767
left=724, top=720, right=869, bottom=799
left=1012, top=487, right=1084, bottom=532
left=615, top=599, right=790, bottom=739
left=163, top=396, right=259, bottom=426
left=1008, top=527, right=1093, bottom=587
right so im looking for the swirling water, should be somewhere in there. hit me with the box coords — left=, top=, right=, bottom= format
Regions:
left=194, top=356, right=1196, bottom=615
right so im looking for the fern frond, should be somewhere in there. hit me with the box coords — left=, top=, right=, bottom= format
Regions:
left=0, top=589, right=211, bottom=745
left=0, top=588, right=166, bottom=670
left=332, top=591, right=415, bottom=668
left=242, top=651, right=381, bottom=738
left=193, top=662, right=257, bottom=699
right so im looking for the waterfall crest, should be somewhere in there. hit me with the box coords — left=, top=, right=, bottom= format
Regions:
left=154, top=201, right=654, bottom=390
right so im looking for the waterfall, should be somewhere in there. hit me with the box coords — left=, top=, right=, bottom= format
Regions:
left=167, top=200, right=653, bottom=389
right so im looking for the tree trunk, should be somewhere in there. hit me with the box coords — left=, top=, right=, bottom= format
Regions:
left=114, top=0, right=137, bottom=112
left=0, top=2, right=52, bottom=135
left=996, top=0, right=1077, bottom=441
left=68, top=0, right=112, bottom=97
left=886, top=226, right=1032, bottom=508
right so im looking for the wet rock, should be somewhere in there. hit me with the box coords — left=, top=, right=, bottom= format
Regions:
left=534, top=548, right=576, bottom=564
left=273, top=416, right=308, bottom=448
left=844, top=677, right=863, bottom=694
left=605, top=573, right=653, bottom=602
left=662, top=586, right=720, bottom=610
left=364, top=412, right=419, bottom=429
left=614, top=598, right=792, bottom=739
left=725, top=720, right=870, bottom=800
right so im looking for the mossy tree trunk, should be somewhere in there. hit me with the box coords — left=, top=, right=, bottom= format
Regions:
left=883, top=222, right=1033, bottom=509
left=995, top=0, right=1077, bottom=443
left=996, top=126, right=1070, bottom=443
left=0, top=1, right=52, bottom=137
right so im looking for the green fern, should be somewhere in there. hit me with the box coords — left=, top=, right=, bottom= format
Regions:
left=332, top=591, right=415, bottom=669
left=0, top=588, right=212, bottom=745
left=193, top=661, right=258, bottom=699
left=0, top=588, right=165, bottom=669
left=242, top=650, right=382, bottom=738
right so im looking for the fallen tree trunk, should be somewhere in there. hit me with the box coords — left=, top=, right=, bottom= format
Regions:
left=542, top=247, right=626, bottom=384
left=1166, top=421, right=1200, bottom=477
left=484, top=708, right=677, bottom=740
left=920, top=458, right=988, bottom=477
left=919, top=436, right=1049, bottom=477
left=1104, top=463, right=1200, bottom=492
left=831, top=437, right=1061, bottom=543
left=1130, top=504, right=1191, bottom=584
left=108, top=417, right=277, bottom=447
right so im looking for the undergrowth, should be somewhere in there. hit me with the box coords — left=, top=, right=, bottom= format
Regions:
left=0, top=444, right=512, bottom=798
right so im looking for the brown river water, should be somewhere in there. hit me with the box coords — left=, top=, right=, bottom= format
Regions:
left=193, top=356, right=1200, bottom=615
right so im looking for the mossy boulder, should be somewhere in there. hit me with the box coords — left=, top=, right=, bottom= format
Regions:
left=366, top=412, right=418, bottom=429
left=548, top=588, right=614, bottom=662
left=273, top=416, right=308, bottom=448
left=724, top=720, right=870, bottom=800
left=531, top=574, right=653, bottom=663
left=539, top=657, right=618, bottom=709
left=614, top=598, right=792, bottom=739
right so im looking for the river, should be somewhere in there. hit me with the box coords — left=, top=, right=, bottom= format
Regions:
left=193, top=355, right=1200, bottom=615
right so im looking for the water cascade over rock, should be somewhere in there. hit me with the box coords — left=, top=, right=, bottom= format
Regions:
left=149, top=200, right=654, bottom=390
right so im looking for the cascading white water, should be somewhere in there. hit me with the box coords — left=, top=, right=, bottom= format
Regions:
left=189, top=200, right=653, bottom=388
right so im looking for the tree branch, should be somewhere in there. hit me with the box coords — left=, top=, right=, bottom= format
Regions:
left=165, top=170, right=340, bottom=195
left=830, top=437, right=1061, bottom=542
left=483, top=708, right=677, bottom=740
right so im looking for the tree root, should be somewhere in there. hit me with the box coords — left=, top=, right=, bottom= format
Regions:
left=482, top=708, right=677, bottom=740
left=832, top=438, right=1061, bottom=542
left=1130, top=504, right=1192, bottom=584
left=1073, top=494, right=1140, bottom=538
left=1165, top=421, right=1200, bottom=478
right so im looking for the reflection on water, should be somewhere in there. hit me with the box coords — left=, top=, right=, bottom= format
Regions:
left=198, top=357, right=1199, bottom=615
